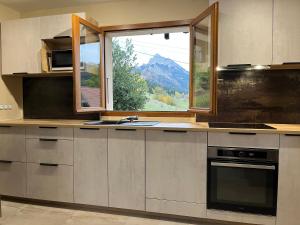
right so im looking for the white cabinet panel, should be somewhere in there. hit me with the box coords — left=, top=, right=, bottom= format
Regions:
left=208, top=132, right=279, bottom=149
left=27, top=163, right=73, bottom=202
left=273, top=0, right=300, bottom=64
left=74, top=128, right=108, bottom=206
left=26, top=138, right=73, bottom=165
left=40, top=13, right=85, bottom=39
left=210, top=0, right=273, bottom=66
left=146, top=199, right=206, bottom=218
left=1, top=17, right=41, bottom=74
left=108, top=129, right=145, bottom=211
left=146, top=130, right=207, bottom=204
left=0, top=162, right=26, bottom=197
left=0, top=126, right=26, bottom=162
left=277, top=134, right=300, bottom=225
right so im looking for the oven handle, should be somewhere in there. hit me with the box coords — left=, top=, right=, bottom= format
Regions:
left=210, top=162, right=276, bottom=170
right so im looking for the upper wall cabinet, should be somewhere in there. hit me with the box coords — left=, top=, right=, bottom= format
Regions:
left=40, top=13, right=85, bottom=40
left=273, top=0, right=300, bottom=64
left=1, top=13, right=86, bottom=75
left=210, top=0, right=273, bottom=67
left=1, top=18, right=42, bottom=75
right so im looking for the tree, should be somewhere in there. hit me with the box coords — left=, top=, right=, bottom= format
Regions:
left=112, top=39, right=148, bottom=111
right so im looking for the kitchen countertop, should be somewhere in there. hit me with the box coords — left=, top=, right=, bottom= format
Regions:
left=0, top=119, right=300, bottom=134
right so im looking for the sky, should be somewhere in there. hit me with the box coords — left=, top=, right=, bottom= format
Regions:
left=113, top=32, right=190, bottom=71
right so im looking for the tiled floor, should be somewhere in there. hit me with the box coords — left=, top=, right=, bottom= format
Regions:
left=0, top=201, right=217, bottom=225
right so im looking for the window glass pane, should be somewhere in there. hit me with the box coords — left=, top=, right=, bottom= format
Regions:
left=192, top=15, right=211, bottom=109
left=79, top=24, right=101, bottom=108
left=110, top=28, right=190, bottom=112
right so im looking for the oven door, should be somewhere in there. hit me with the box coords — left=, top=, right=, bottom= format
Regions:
left=207, top=160, right=278, bottom=216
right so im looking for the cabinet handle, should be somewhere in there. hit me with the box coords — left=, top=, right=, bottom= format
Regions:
left=53, top=36, right=71, bottom=39
left=0, top=160, right=12, bottom=164
left=39, top=138, right=58, bottom=142
left=163, top=130, right=187, bottom=133
left=0, top=125, right=11, bottom=128
left=285, top=134, right=300, bottom=137
left=40, top=163, right=58, bottom=167
left=38, top=126, right=57, bottom=129
left=283, top=62, right=300, bottom=65
left=13, top=72, right=28, bottom=75
left=80, top=128, right=100, bottom=130
left=229, top=132, right=256, bottom=135
left=115, top=128, right=136, bottom=131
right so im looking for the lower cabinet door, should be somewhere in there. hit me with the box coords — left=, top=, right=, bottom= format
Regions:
left=27, top=163, right=73, bottom=202
left=74, top=128, right=108, bottom=206
left=0, top=161, right=26, bottom=197
left=108, top=129, right=145, bottom=211
left=277, top=134, right=300, bottom=225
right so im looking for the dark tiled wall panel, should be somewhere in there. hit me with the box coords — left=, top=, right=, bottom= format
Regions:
left=197, top=69, right=300, bottom=124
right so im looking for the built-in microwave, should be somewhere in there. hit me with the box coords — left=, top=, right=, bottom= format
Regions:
left=50, top=49, right=73, bottom=71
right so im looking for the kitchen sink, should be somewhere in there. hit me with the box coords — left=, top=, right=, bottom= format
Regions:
left=84, top=120, right=160, bottom=126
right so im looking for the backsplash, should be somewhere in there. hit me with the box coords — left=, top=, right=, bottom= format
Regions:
left=197, top=69, right=300, bottom=124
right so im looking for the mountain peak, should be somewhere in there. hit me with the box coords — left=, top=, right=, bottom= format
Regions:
left=148, top=54, right=177, bottom=67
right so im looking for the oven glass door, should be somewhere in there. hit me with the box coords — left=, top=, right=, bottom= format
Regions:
left=208, top=160, right=278, bottom=215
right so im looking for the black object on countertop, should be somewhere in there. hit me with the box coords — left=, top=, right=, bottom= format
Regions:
left=208, top=122, right=276, bottom=129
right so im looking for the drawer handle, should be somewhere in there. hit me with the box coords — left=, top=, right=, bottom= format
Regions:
left=229, top=132, right=256, bottom=135
left=13, top=72, right=28, bottom=75
left=39, top=126, right=57, bottom=129
left=163, top=130, right=187, bottom=133
left=40, top=163, right=58, bottom=167
left=0, top=160, right=12, bottom=164
left=80, top=128, right=100, bottom=130
left=285, top=134, right=300, bottom=137
left=0, top=125, right=11, bottom=128
left=115, top=128, right=136, bottom=131
left=39, top=138, right=58, bottom=142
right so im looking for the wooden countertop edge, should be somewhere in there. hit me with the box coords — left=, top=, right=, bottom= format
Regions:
left=0, top=120, right=300, bottom=134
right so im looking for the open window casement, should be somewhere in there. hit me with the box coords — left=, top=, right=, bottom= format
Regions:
left=189, top=2, right=219, bottom=115
left=72, top=15, right=106, bottom=113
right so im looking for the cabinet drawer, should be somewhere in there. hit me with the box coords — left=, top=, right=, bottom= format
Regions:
left=26, top=127, right=73, bottom=140
left=0, top=161, right=26, bottom=197
left=208, top=132, right=279, bottom=149
left=27, top=163, right=73, bottom=202
left=0, top=126, right=26, bottom=162
left=26, top=139, right=73, bottom=165
left=146, top=198, right=205, bottom=218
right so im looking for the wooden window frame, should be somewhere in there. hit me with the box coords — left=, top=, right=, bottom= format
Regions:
left=189, top=2, right=219, bottom=115
left=72, top=15, right=106, bottom=113
left=101, top=20, right=195, bottom=117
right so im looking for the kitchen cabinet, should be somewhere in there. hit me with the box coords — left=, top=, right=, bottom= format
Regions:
left=273, top=0, right=300, bottom=64
left=1, top=17, right=42, bottom=75
left=277, top=134, right=300, bottom=225
left=0, top=162, right=26, bottom=197
left=27, top=163, right=73, bottom=202
left=74, top=128, right=108, bottom=206
left=0, top=126, right=26, bottom=162
left=108, top=129, right=145, bottom=211
left=208, top=132, right=279, bottom=149
left=40, top=13, right=85, bottom=39
left=210, top=0, right=273, bottom=66
left=146, top=130, right=207, bottom=218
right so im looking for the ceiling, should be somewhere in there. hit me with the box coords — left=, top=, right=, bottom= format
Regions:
left=0, top=0, right=125, bottom=12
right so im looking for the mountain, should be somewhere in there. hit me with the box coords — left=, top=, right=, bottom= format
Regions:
left=137, top=54, right=189, bottom=94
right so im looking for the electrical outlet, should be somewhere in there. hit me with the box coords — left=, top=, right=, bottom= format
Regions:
left=8, top=105, right=12, bottom=110
left=3, top=105, right=8, bottom=110
left=0, top=104, right=4, bottom=110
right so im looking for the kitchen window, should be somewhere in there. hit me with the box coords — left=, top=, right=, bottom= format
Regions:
left=72, top=2, right=219, bottom=116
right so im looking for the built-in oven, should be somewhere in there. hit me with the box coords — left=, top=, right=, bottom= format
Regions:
left=207, top=147, right=278, bottom=216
